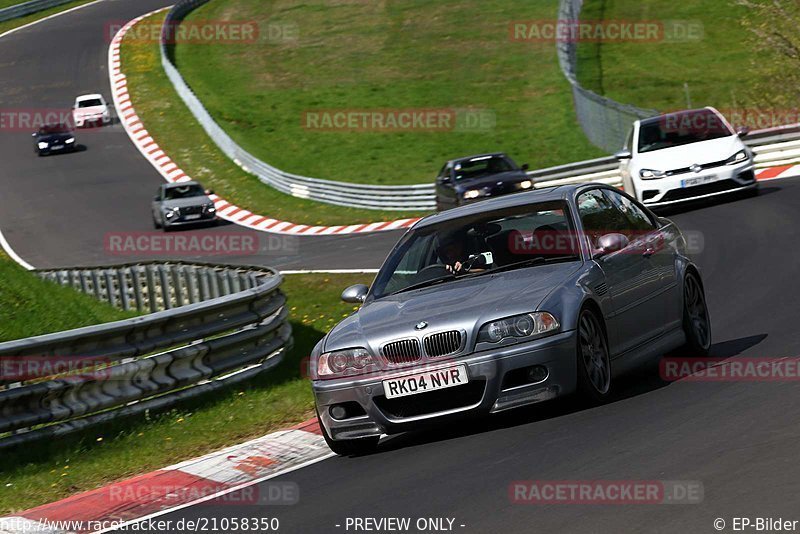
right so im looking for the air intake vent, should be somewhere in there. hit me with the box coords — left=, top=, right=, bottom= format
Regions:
left=424, top=330, right=463, bottom=357
left=594, top=283, right=608, bottom=296
left=382, top=339, right=422, bottom=364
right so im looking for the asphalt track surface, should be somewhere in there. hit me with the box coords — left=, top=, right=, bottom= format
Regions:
left=0, top=0, right=402, bottom=271
left=3, top=2, right=800, bottom=533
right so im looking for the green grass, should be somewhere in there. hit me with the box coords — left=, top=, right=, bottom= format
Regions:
left=574, top=0, right=776, bottom=113
left=0, top=0, right=97, bottom=36
left=170, top=0, right=604, bottom=186
left=0, top=252, right=136, bottom=342
left=0, top=272, right=373, bottom=514
left=122, top=12, right=428, bottom=226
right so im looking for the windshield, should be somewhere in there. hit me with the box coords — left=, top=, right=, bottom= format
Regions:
left=38, top=124, right=71, bottom=134
left=454, top=155, right=516, bottom=181
left=163, top=184, right=206, bottom=200
left=638, top=109, right=733, bottom=153
left=370, top=201, right=581, bottom=299
left=78, top=99, right=103, bottom=108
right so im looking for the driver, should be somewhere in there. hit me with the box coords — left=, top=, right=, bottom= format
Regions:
left=435, top=231, right=470, bottom=274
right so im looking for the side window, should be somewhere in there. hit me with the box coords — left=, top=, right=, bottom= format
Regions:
left=602, top=190, right=656, bottom=235
left=577, top=189, right=629, bottom=245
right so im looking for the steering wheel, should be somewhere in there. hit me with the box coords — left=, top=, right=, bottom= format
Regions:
left=415, top=264, right=451, bottom=282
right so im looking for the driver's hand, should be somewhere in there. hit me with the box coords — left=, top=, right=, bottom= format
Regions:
left=446, top=261, right=463, bottom=274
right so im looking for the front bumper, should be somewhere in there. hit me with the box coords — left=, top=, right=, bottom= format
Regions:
left=74, top=114, right=110, bottom=127
left=312, top=330, right=577, bottom=441
left=637, top=160, right=757, bottom=207
left=163, top=212, right=217, bottom=227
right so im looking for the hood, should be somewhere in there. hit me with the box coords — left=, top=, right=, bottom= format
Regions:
left=161, top=196, right=212, bottom=209
left=454, top=169, right=529, bottom=191
left=632, top=135, right=745, bottom=172
left=324, top=261, right=582, bottom=353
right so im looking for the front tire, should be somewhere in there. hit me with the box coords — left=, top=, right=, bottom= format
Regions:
left=317, top=408, right=379, bottom=456
left=576, top=308, right=612, bottom=403
left=680, top=272, right=711, bottom=356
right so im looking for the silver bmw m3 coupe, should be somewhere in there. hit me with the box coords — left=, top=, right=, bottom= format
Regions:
left=311, top=183, right=711, bottom=456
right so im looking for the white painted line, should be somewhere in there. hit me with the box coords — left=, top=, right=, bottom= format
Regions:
left=92, top=452, right=335, bottom=534
left=0, top=228, right=35, bottom=270
left=0, top=0, right=107, bottom=41
left=281, top=269, right=379, bottom=274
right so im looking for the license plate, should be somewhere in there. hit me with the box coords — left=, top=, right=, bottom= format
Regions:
left=51, top=145, right=63, bottom=150
left=184, top=214, right=201, bottom=220
left=681, top=174, right=717, bottom=188
left=383, top=364, right=468, bottom=399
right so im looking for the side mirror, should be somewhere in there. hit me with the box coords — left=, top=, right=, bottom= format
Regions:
left=736, top=127, right=750, bottom=138
left=521, top=163, right=530, bottom=171
left=614, top=149, right=632, bottom=160
left=594, top=233, right=629, bottom=258
left=436, top=175, right=451, bottom=185
left=341, top=284, right=369, bottom=304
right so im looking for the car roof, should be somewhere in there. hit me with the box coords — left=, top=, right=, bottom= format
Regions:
left=163, top=181, right=201, bottom=189
left=448, top=152, right=507, bottom=165
left=414, top=183, right=607, bottom=229
left=75, top=94, right=104, bottom=101
left=636, top=106, right=719, bottom=127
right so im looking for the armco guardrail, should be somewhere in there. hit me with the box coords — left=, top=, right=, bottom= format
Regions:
left=160, top=0, right=436, bottom=211
left=556, top=0, right=658, bottom=154
left=0, top=262, right=291, bottom=449
left=0, top=0, right=74, bottom=23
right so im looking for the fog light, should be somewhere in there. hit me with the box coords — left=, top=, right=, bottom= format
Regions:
left=527, top=365, right=548, bottom=383
left=330, top=405, right=348, bottom=420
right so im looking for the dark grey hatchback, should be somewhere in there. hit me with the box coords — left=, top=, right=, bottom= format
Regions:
left=311, top=183, right=712, bottom=456
left=434, top=153, right=531, bottom=211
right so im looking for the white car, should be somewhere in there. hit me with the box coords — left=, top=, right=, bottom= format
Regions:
left=616, top=107, right=757, bottom=207
left=72, top=94, right=111, bottom=127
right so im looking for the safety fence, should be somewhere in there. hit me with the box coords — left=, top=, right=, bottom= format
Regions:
left=0, top=0, right=75, bottom=23
left=0, top=261, right=292, bottom=449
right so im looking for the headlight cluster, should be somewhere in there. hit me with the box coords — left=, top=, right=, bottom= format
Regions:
left=165, top=207, right=180, bottom=219
left=37, top=142, right=49, bottom=149
left=462, top=188, right=485, bottom=200
left=317, top=347, right=375, bottom=377
left=477, top=312, right=560, bottom=345
left=203, top=203, right=216, bottom=213
left=518, top=179, right=533, bottom=190
left=65, top=138, right=75, bottom=144
left=639, top=169, right=666, bottom=179
left=726, top=150, right=748, bottom=164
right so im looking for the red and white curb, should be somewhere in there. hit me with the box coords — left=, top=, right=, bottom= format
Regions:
left=107, top=10, right=421, bottom=237
left=0, top=419, right=330, bottom=534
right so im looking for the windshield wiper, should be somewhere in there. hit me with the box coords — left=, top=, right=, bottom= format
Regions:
left=470, top=255, right=578, bottom=277
left=389, top=274, right=455, bottom=296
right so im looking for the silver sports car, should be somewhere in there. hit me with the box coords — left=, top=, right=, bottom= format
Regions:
left=311, top=183, right=711, bottom=456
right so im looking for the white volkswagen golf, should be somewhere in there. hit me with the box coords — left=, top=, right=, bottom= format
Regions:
left=616, top=107, right=757, bottom=207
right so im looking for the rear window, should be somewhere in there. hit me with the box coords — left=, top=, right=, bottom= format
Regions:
left=78, top=99, right=103, bottom=108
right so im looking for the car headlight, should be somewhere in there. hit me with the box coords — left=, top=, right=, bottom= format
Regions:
left=37, top=142, right=48, bottom=149
left=518, top=179, right=533, bottom=190
left=727, top=150, right=748, bottom=164
left=203, top=203, right=216, bottom=212
left=463, top=189, right=482, bottom=199
left=477, top=312, right=560, bottom=345
left=639, top=169, right=666, bottom=180
left=164, top=208, right=179, bottom=219
left=317, top=347, right=375, bottom=378
left=65, top=138, right=75, bottom=144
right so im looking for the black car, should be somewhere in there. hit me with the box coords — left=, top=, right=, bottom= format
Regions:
left=435, top=153, right=531, bottom=211
left=33, top=123, right=77, bottom=156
